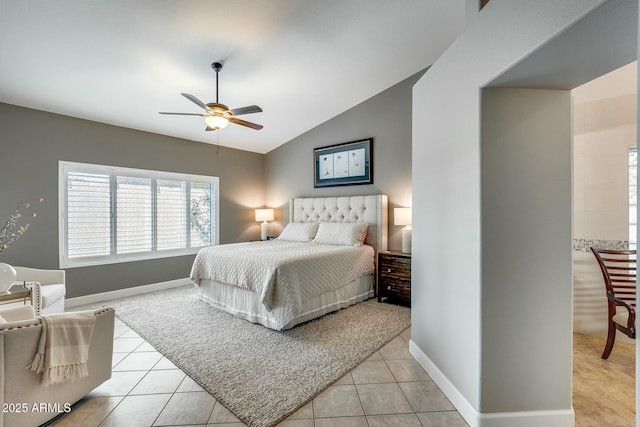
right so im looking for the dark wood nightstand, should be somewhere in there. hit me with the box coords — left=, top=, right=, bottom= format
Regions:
left=377, top=251, right=411, bottom=306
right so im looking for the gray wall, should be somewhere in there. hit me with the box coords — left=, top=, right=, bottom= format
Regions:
left=265, top=70, right=422, bottom=251
left=0, top=103, right=265, bottom=298
left=412, top=0, right=635, bottom=424
left=481, top=88, right=572, bottom=412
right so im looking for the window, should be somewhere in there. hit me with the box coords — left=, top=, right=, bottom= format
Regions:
left=629, top=146, right=637, bottom=250
left=59, top=161, right=218, bottom=268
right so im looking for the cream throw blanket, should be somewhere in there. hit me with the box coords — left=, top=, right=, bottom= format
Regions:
left=29, top=311, right=96, bottom=387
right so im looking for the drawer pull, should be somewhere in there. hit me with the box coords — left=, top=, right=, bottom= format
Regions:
left=387, top=268, right=392, bottom=273
left=387, top=286, right=391, bottom=290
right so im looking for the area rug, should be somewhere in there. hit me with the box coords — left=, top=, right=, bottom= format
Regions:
left=90, top=286, right=411, bottom=427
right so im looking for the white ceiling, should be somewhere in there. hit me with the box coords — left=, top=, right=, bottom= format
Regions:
left=0, top=1, right=465, bottom=154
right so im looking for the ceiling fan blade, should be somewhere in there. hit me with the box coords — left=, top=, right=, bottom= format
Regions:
left=228, top=116, right=263, bottom=130
left=205, top=126, right=218, bottom=132
left=181, top=93, right=208, bottom=110
left=229, top=105, right=263, bottom=116
left=159, top=112, right=206, bottom=116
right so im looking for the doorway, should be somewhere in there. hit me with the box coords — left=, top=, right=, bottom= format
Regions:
left=571, top=61, right=637, bottom=426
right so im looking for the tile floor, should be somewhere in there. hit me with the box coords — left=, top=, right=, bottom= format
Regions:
left=49, top=318, right=468, bottom=427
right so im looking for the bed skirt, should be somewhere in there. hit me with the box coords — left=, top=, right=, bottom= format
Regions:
left=196, top=274, right=375, bottom=330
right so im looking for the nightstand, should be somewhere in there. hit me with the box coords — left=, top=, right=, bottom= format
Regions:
left=377, top=251, right=411, bottom=305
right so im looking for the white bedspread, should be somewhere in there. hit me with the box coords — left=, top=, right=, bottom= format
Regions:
left=190, top=240, right=375, bottom=314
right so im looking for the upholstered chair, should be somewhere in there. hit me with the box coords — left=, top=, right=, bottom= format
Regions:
left=13, top=267, right=66, bottom=315
left=0, top=305, right=114, bottom=427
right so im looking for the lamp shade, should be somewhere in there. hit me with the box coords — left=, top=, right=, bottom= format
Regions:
left=394, top=207, right=412, bottom=226
left=255, top=208, right=274, bottom=222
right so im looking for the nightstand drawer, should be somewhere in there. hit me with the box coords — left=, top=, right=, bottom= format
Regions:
left=381, top=278, right=411, bottom=301
left=379, top=255, right=410, bottom=279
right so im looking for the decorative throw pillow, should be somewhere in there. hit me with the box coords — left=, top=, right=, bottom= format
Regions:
left=0, top=314, right=7, bottom=323
left=359, top=224, right=369, bottom=245
left=312, top=222, right=369, bottom=246
left=276, top=222, right=320, bottom=242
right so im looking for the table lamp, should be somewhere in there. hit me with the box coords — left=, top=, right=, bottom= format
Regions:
left=255, top=208, right=274, bottom=241
left=394, top=207, right=412, bottom=253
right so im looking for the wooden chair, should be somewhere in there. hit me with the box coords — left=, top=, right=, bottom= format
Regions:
left=590, top=247, right=636, bottom=359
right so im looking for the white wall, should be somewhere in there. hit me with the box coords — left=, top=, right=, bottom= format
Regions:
left=411, top=1, right=634, bottom=426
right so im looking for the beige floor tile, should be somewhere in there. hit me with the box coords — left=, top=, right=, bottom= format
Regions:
left=153, top=356, right=179, bottom=370
left=314, top=416, right=368, bottom=427
left=333, top=372, right=354, bottom=385
left=385, top=359, right=431, bottom=382
left=207, top=423, right=247, bottom=427
left=113, top=351, right=163, bottom=371
left=399, top=381, right=455, bottom=412
left=49, top=396, right=122, bottom=426
left=313, top=385, right=364, bottom=418
left=356, top=383, right=413, bottom=415
left=111, top=352, right=127, bottom=368
left=154, top=391, right=216, bottom=425
left=209, top=401, right=242, bottom=423
left=367, top=413, right=422, bottom=427
left=100, top=394, right=172, bottom=427
left=351, top=360, right=396, bottom=384
left=274, top=419, right=315, bottom=427
left=177, top=375, right=207, bottom=392
left=135, top=341, right=157, bottom=352
left=366, top=351, right=383, bottom=361
left=112, top=337, right=145, bottom=352
left=378, top=336, right=412, bottom=360
left=417, top=411, right=469, bottom=426
left=87, top=370, right=147, bottom=397
left=400, top=328, right=411, bottom=343
left=119, top=329, right=141, bottom=338
left=285, top=401, right=313, bottom=419
left=129, top=369, right=186, bottom=395
left=113, top=325, right=130, bottom=338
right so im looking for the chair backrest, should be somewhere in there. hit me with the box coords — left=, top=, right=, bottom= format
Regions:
left=590, top=247, right=637, bottom=307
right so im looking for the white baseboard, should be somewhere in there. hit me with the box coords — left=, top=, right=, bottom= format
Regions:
left=409, top=340, right=479, bottom=426
left=478, top=409, right=574, bottom=427
left=65, top=277, right=192, bottom=308
left=408, top=341, right=575, bottom=427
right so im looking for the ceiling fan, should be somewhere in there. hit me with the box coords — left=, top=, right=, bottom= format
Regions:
left=160, top=61, right=263, bottom=131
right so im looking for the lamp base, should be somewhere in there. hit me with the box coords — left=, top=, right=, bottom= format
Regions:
left=261, top=222, right=269, bottom=241
left=401, top=228, right=412, bottom=254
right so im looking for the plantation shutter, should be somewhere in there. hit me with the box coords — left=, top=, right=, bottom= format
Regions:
left=66, top=172, right=111, bottom=259
left=116, top=176, right=152, bottom=254
left=157, top=179, right=187, bottom=250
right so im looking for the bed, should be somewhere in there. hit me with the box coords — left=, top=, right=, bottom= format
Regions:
left=190, top=195, right=388, bottom=330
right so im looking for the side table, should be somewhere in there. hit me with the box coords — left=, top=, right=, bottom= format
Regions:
left=377, top=251, right=411, bottom=306
left=0, top=283, right=32, bottom=306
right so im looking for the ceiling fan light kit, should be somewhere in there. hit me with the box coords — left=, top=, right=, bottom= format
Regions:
left=160, top=61, right=263, bottom=132
left=204, top=115, right=229, bottom=130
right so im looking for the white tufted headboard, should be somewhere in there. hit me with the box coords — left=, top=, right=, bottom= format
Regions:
left=289, top=195, right=388, bottom=254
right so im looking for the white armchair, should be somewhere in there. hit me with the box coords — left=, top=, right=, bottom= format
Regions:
left=0, top=305, right=114, bottom=427
left=13, top=267, right=66, bottom=316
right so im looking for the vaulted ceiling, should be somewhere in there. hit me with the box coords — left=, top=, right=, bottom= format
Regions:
left=0, top=1, right=465, bottom=154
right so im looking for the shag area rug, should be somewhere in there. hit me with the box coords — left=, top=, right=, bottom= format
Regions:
left=93, top=286, right=411, bottom=427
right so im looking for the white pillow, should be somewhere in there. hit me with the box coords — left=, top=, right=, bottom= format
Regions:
left=0, top=314, right=7, bottom=324
left=312, top=222, right=369, bottom=246
left=276, top=222, right=319, bottom=242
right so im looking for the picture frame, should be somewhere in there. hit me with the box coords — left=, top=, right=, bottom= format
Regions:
left=314, top=138, right=373, bottom=188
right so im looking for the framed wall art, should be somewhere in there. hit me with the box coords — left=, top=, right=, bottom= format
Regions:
left=314, top=138, right=373, bottom=188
